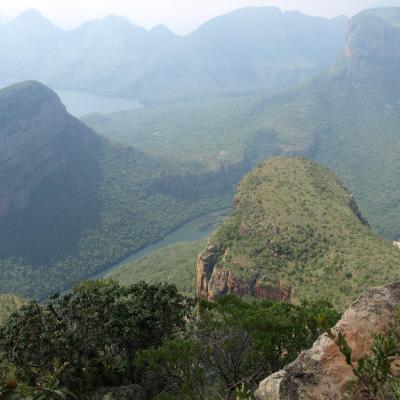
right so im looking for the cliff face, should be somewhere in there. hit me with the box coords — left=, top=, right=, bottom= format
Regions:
left=255, top=281, right=400, bottom=400
left=0, top=81, right=99, bottom=218
left=196, top=244, right=295, bottom=302
left=339, top=8, right=400, bottom=89
left=148, top=157, right=250, bottom=199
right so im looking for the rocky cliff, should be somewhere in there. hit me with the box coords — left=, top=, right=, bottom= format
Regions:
left=0, top=80, right=100, bottom=218
left=255, top=281, right=400, bottom=400
left=196, top=243, right=294, bottom=302
left=339, top=8, right=400, bottom=90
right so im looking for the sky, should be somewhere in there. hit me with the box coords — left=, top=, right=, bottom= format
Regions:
left=0, top=0, right=391, bottom=34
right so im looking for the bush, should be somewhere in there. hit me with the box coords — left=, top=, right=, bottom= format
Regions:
left=0, top=281, right=192, bottom=393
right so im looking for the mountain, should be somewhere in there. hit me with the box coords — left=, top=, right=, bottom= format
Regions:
left=89, top=7, right=400, bottom=240
left=0, top=81, right=237, bottom=299
left=197, top=158, right=400, bottom=308
left=0, top=8, right=347, bottom=102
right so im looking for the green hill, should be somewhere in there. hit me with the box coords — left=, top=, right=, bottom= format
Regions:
left=107, top=240, right=206, bottom=295
left=199, top=158, right=400, bottom=309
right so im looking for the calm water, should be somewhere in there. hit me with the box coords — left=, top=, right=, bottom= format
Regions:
left=55, top=89, right=143, bottom=117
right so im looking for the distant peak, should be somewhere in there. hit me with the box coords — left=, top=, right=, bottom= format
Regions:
left=150, top=24, right=176, bottom=36
left=11, top=9, right=56, bottom=28
left=15, top=9, right=46, bottom=21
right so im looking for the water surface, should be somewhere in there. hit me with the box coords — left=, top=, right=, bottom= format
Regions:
left=55, top=89, right=143, bottom=117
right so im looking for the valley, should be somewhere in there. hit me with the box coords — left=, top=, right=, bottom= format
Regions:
left=2, top=4, right=400, bottom=399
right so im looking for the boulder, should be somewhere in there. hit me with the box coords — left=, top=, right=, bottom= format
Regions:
left=255, top=282, right=400, bottom=400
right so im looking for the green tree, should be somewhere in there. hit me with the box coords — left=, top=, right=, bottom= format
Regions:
left=0, top=281, right=192, bottom=393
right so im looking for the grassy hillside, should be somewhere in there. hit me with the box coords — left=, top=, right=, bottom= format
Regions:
left=0, top=294, right=26, bottom=324
left=207, top=158, right=400, bottom=308
left=107, top=240, right=206, bottom=295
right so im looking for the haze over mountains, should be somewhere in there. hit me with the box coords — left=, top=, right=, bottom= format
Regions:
left=2, top=5, right=400, bottom=303
left=89, top=6, right=400, bottom=243
left=0, top=7, right=347, bottom=102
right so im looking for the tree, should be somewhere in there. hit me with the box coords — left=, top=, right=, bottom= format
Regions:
left=136, top=295, right=340, bottom=399
left=0, top=281, right=192, bottom=393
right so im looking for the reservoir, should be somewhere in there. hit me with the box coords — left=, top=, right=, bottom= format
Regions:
left=55, top=89, right=143, bottom=117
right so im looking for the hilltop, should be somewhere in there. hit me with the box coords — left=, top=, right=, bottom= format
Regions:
left=197, top=158, right=400, bottom=308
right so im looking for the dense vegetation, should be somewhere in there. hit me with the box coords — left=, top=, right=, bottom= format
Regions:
left=108, top=240, right=206, bottom=295
left=0, top=281, right=339, bottom=399
left=206, top=158, right=400, bottom=308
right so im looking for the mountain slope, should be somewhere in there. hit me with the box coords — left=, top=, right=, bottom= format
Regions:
left=0, top=8, right=346, bottom=101
left=197, top=158, right=400, bottom=308
left=0, top=81, right=234, bottom=299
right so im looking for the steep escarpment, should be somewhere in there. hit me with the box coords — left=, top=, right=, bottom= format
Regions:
left=339, top=8, right=400, bottom=90
left=256, top=281, right=400, bottom=400
left=197, top=158, right=400, bottom=308
left=0, top=81, right=232, bottom=299
left=0, top=81, right=100, bottom=217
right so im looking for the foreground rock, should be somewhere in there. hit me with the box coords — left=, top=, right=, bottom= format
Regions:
left=255, top=282, right=400, bottom=400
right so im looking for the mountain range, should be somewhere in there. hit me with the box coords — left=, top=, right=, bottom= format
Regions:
left=0, top=8, right=347, bottom=102
left=88, top=7, right=400, bottom=241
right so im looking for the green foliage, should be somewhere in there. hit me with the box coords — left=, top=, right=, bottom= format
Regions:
left=0, top=281, right=192, bottom=393
left=137, top=295, right=339, bottom=399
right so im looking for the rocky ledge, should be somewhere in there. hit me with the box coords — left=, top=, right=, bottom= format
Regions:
left=255, top=281, right=400, bottom=400
left=196, top=244, right=294, bottom=302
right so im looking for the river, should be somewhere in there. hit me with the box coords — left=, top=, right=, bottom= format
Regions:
left=83, top=209, right=229, bottom=282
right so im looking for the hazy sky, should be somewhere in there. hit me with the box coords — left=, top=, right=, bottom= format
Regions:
left=0, top=0, right=386, bottom=33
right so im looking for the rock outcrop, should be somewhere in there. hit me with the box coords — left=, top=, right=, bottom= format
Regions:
left=196, top=244, right=295, bottom=302
left=340, top=8, right=400, bottom=90
left=255, top=282, right=400, bottom=400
